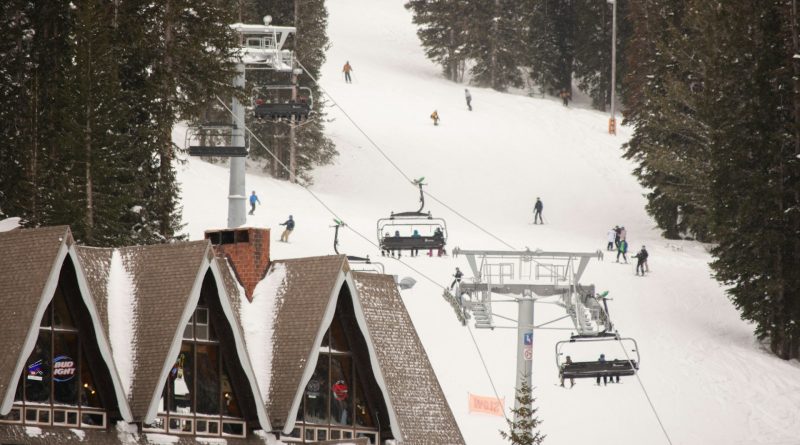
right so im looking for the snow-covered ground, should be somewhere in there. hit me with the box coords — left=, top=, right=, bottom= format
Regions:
left=177, top=1, right=800, bottom=444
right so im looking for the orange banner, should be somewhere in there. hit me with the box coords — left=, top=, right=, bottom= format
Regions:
left=468, top=393, right=505, bottom=417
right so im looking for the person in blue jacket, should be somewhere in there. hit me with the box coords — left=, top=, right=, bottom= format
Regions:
left=248, top=191, right=261, bottom=215
left=411, top=229, right=421, bottom=256
left=279, top=215, right=295, bottom=242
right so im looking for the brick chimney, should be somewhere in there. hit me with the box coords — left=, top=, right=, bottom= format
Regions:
left=205, top=227, right=270, bottom=301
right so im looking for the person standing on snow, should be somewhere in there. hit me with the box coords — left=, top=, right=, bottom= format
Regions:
left=559, top=89, right=571, bottom=107
left=616, top=239, right=628, bottom=263
left=606, top=227, right=617, bottom=251
left=450, top=267, right=463, bottom=290
left=430, top=110, right=440, bottom=126
left=533, top=197, right=544, bottom=224
left=633, top=245, right=649, bottom=276
left=279, top=215, right=295, bottom=242
left=342, top=61, right=353, bottom=83
left=465, top=89, right=472, bottom=111
left=248, top=191, right=261, bottom=215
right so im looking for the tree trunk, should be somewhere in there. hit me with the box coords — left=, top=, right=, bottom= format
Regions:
left=490, top=0, right=500, bottom=89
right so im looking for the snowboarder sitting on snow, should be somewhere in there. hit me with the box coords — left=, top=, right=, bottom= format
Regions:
left=248, top=191, right=261, bottom=215
left=279, top=215, right=295, bottom=242
left=533, top=197, right=544, bottom=224
left=633, top=245, right=649, bottom=276
left=430, top=110, right=440, bottom=126
left=450, top=267, right=463, bottom=290
left=465, top=89, right=472, bottom=111
left=560, top=356, right=575, bottom=388
left=616, top=239, right=628, bottom=263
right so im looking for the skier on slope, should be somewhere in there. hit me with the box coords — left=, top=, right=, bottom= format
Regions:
left=616, top=238, right=628, bottom=263
left=633, top=245, right=649, bottom=276
left=430, top=110, right=440, bottom=126
left=343, top=61, right=354, bottom=83
left=450, top=267, right=463, bottom=290
left=279, top=215, right=295, bottom=242
left=465, top=89, right=472, bottom=111
left=606, top=227, right=617, bottom=251
left=248, top=191, right=261, bottom=215
left=533, top=197, right=544, bottom=224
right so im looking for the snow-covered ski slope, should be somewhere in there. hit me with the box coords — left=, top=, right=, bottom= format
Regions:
left=177, top=1, right=800, bottom=443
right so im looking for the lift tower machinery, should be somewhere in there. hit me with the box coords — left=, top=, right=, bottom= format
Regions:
left=448, top=247, right=639, bottom=434
left=187, top=16, right=296, bottom=229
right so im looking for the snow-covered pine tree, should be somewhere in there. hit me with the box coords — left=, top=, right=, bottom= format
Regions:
left=704, top=0, right=800, bottom=360
left=525, top=0, right=576, bottom=96
left=405, top=0, right=469, bottom=82
left=465, top=0, right=529, bottom=91
left=499, top=377, right=545, bottom=445
left=621, top=0, right=697, bottom=240
left=572, top=0, right=631, bottom=111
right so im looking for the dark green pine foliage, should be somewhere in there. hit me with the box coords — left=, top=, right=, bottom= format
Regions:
left=405, top=0, right=469, bottom=82
left=705, top=0, right=800, bottom=360
left=499, top=377, right=545, bottom=445
left=572, top=0, right=630, bottom=111
left=621, top=0, right=701, bottom=240
left=465, top=0, right=529, bottom=91
left=120, top=0, right=241, bottom=240
left=242, top=0, right=336, bottom=183
left=526, top=0, right=576, bottom=96
left=0, top=1, right=73, bottom=229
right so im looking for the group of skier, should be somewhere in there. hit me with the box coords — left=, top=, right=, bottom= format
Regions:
left=247, top=190, right=295, bottom=243
left=607, top=225, right=648, bottom=275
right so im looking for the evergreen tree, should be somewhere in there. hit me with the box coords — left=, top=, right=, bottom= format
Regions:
left=704, top=0, right=800, bottom=359
left=526, top=0, right=576, bottom=95
left=405, top=0, right=469, bottom=82
left=242, top=0, right=336, bottom=182
left=465, top=0, right=529, bottom=91
left=499, top=377, right=545, bottom=445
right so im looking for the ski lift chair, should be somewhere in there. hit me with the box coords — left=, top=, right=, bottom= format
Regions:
left=556, top=335, right=640, bottom=380
left=252, top=86, right=313, bottom=122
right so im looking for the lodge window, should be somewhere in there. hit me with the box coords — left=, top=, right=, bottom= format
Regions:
left=286, top=314, right=379, bottom=444
left=0, top=289, right=106, bottom=429
left=144, top=297, right=246, bottom=438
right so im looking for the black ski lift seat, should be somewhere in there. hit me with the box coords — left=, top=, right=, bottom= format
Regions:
left=380, top=235, right=445, bottom=251
left=560, top=359, right=638, bottom=379
left=254, top=101, right=311, bottom=121
left=376, top=212, right=448, bottom=253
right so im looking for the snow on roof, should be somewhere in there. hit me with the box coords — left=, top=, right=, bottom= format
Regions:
left=240, top=262, right=287, bottom=402
left=0, top=217, right=20, bottom=232
left=107, top=249, right=137, bottom=398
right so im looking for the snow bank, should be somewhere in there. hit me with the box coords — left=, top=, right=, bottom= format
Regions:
left=107, top=249, right=137, bottom=397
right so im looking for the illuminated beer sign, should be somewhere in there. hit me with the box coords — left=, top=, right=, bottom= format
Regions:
left=53, top=355, right=76, bottom=382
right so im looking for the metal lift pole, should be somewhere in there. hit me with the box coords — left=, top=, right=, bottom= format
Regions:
left=228, top=62, right=247, bottom=228
left=514, top=290, right=534, bottom=433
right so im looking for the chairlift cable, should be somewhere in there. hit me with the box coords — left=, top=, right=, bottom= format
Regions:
left=594, top=297, right=675, bottom=445
left=214, top=95, right=509, bottom=423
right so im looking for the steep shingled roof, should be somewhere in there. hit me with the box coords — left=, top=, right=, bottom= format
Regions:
left=352, top=271, right=465, bottom=445
left=77, top=241, right=211, bottom=420
left=242, top=255, right=348, bottom=427
left=0, top=226, right=71, bottom=405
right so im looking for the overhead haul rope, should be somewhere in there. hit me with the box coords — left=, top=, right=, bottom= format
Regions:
left=293, top=59, right=519, bottom=252
left=593, top=296, right=675, bottom=445
left=288, top=61, right=676, bottom=445
left=214, top=96, right=510, bottom=423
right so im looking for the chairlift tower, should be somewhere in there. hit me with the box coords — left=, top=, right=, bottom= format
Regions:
left=224, top=17, right=295, bottom=228
left=451, top=247, right=606, bottom=433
